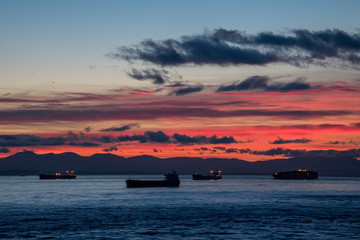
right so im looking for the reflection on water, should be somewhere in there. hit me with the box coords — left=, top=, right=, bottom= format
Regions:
left=0, top=175, right=360, bottom=239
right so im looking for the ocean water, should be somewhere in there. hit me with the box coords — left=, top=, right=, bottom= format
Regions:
left=0, top=175, right=360, bottom=239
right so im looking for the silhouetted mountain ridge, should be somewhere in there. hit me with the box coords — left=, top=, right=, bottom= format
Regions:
left=1, top=151, right=360, bottom=176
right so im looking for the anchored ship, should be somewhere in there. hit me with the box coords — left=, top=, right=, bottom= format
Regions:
left=273, top=168, right=318, bottom=180
left=192, top=170, right=222, bottom=180
left=39, top=170, right=76, bottom=180
left=126, top=170, right=180, bottom=188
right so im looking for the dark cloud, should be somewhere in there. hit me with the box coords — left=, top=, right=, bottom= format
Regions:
left=349, top=140, right=358, bottom=146
left=217, top=76, right=269, bottom=92
left=170, top=86, right=203, bottom=96
left=100, top=123, right=139, bottom=132
left=214, top=146, right=305, bottom=156
left=270, top=136, right=312, bottom=144
left=102, top=146, right=118, bottom=152
left=112, top=36, right=279, bottom=66
left=348, top=54, right=360, bottom=64
left=328, top=141, right=346, bottom=145
left=117, top=135, right=147, bottom=143
left=144, top=131, right=170, bottom=143
left=83, top=131, right=237, bottom=145
left=238, top=139, right=255, bottom=144
left=210, top=135, right=237, bottom=144
left=0, top=147, right=10, bottom=153
left=194, top=147, right=217, bottom=153
left=267, top=78, right=311, bottom=92
left=93, top=135, right=118, bottom=143
left=112, top=132, right=237, bottom=145
left=167, top=82, right=186, bottom=87
left=173, top=133, right=207, bottom=145
left=0, top=108, right=353, bottom=123
left=67, top=131, right=79, bottom=142
left=0, top=134, right=66, bottom=147
left=251, top=148, right=305, bottom=156
left=117, top=131, right=169, bottom=143
left=84, top=127, right=92, bottom=133
left=328, top=140, right=358, bottom=145
left=225, top=148, right=242, bottom=153
left=173, top=133, right=237, bottom=145
left=127, top=68, right=170, bottom=84
left=217, top=76, right=312, bottom=92
left=0, top=134, right=100, bottom=147
left=213, top=147, right=226, bottom=151
left=110, top=28, right=360, bottom=68
left=174, top=148, right=185, bottom=151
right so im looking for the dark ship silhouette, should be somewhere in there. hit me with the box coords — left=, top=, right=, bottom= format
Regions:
left=126, top=170, right=180, bottom=188
left=39, top=170, right=76, bottom=180
left=273, top=168, right=318, bottom=180
left=192, top=170, right=222, bottom=180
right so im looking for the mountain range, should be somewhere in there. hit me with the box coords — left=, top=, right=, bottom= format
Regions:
left=1, top=151, right=360, bottom=176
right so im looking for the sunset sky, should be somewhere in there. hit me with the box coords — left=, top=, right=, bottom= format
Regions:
left=1, top=0, right=360, bottom=161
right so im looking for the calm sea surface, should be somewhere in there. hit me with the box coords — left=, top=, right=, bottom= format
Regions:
left=0, top=175, right=360, bottom=239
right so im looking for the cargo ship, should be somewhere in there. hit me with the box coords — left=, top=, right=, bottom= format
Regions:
left=192, top=170, right=222, bottom=180
left=273, top=168, right=318, bottom=180
left=39, top=170, right=76, bottom=180
left=126, top=170, right=180, bottom=188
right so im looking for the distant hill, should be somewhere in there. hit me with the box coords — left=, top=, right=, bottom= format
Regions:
left=1, top=151, right=360, bottom=176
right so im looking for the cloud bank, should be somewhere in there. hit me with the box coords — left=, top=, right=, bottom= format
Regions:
left=0, top=133, right=100, bottom=147
left=0, top=108, right=353, bottom=123
left=194, top=146, right=306, bottom=156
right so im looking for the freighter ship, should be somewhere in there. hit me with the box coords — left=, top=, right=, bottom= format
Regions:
left=39, top=170, right=76, bottom=180
left=273, top=169, right=318, bottom=180
left=126, top=170, right=180, bottom=188
left=192, top=170, right=222, bottom=180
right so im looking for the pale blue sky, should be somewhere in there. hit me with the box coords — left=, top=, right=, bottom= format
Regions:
left=1, top=0, right=360, bottom=92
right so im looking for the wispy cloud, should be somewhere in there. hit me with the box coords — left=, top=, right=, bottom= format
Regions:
left=126, top=68, right=170, bottom=84
left=169, top=85, right=203, bottom=96
left=100, top=123, right=139, bottom=132
left=328, top=140, right=358, bottom=145
left=270, top=136, right=312, bottom=144
left=328, top=141, right=346, bottom=145
left=217, top=76, right=313, bottom=92
left=110, top=28, right=360, bottom=68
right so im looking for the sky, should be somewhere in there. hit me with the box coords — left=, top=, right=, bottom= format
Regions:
left=1, top=0, right=360, bottom=161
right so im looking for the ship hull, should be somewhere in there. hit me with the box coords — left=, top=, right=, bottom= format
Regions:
left=39, top=174, right=76, bottom=180
left=192, top=174, right=222, bottom=180
left=126, top=179, right=180, bottom=188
